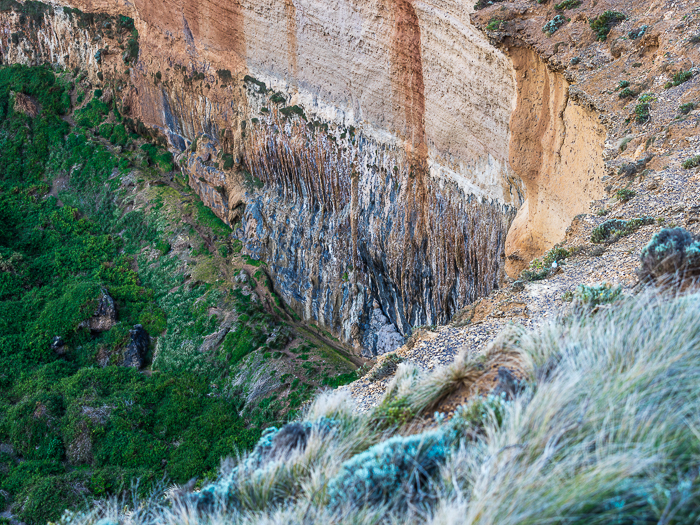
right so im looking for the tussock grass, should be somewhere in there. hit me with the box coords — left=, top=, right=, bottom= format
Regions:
left=62, top=291, right=700, bottom=524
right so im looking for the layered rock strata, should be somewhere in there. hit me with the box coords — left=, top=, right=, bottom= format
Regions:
left=0, top=0, right=606, bottom=355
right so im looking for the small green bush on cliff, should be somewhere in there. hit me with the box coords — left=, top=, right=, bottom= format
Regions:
left=634, top=94, right=655, bottom=123
left=682, top=155, right=700, bottom=169
left=521, top=245, right=571, bottom=281
left=638, top=227, right=700, bottom=285
left=591, top=217, right=654, bottom=243
left=542, top=15, right=568, bottom=35
left=679, top=102, right=696, bottom=115
left=554, top=0, right=581, bottom=10
left=665, top=70, right=694, bottom=89
left=74, top=97, right=109, bottom=128
left=589, top=11, right=626, bottom=41
left=486, top=19, right=504, bottom=31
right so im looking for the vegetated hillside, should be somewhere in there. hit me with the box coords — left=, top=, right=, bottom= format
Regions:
left=60, top=284, right=700, bottom=524
left=0, top=64, right=354, bottom=524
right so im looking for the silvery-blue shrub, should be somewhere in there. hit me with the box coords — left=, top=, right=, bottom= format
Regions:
left=327, top=429, right=452, bottom=512
left=639, top=228, right=700, bottom=284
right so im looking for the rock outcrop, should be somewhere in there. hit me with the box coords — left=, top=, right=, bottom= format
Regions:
left=78, top=290, right=117, bottom=332
left=123, top=324, right=149, bottom=368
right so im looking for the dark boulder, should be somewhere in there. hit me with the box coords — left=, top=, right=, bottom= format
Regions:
left=51, top=336, right=66, bottom=355
left=122, top=324, right=149, bottom=368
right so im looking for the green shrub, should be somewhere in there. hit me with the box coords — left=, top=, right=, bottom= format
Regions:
left=639, top=228, right=700, bottom=284
left=542, top=15, right=567, bottom=35
left=572, top=282, right=622, bottom=310
left=125, top=29, right=139, bottom=63
left=321, top=371, right=357, bottom=388
left=140, top=143, right=174, bottom=172
left=74, top=98, right=109, bottom=128
left=521, top=245, right=570, bottom=281
left=665, top=70, right=693, bottom=89
left=327, top=429, right=451, bottom=511
left=554, top=0, right=581, bottom=10
left=15, top=476, right=78, bottom=524
left=270, top=92, right=286, bottom=104
left=634, top=101, right=651, bottom=123
left=486, top=19, right=503, bottom=31
left=216, top=69, right=233, bottom=82
left=589, top=11, right=626, bottom=41
left=682, top=156, right=700, bottom=169
left=591, top=217, right=654, bottom=243
left=222, top=153, right=234, bottom=169
left=279, top=105, right=306, bottom=120
left=628, top=25, right=648, bottom=40
left=368, top=354, right=405, bottom=382
left=243, top=75, right=267, bottom=93
left=679, top=102, right=696, bottom=115
left=195, top=200, right=232, bottom=236
left=615, top=187, right=636, bottom=202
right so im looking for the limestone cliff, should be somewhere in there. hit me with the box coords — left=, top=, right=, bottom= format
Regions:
left=0, top=0, right=610, bottom=355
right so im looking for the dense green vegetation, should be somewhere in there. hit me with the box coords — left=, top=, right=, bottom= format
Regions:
left=0, top=64, right=353, bottom=523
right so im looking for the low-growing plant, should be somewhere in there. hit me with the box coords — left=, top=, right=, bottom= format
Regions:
left=679, top=102, right=696, bottom=115
left=486, top=19, right=504, bottom=31
left=327, top=429, right=451, bottom=511
left=618, top=87, right=636, bottom=98
left=628, top=25, right=648, bottom=40
left=589, top=11, right=626, bottom=41
left=639, top=228, right=700, bottom=285
left=682, top=156, right=700, bottom=169
left=665, top=70, right=693, bottom=89
left=615, top=187, right=636, bottom=202
left=591, top=217, right=654, bottom=243
left=521, top=245, right=570, bottom=281
left=554, top=0, right=581, bottom=10
left=368, top=354, right=405, bottom=382
left=634, top=101, right=651, bottom=123
left=543, top=15, right=568, bottom=35
left=572, top=282, right=622, bottom=310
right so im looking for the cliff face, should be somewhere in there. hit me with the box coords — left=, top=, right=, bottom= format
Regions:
left=505, top=46, right=607, bottom=276
left=0, top=0, right=607, bottom=355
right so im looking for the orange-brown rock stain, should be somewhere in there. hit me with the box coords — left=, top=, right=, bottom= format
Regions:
left=284, top=0, right=298, bottom=82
